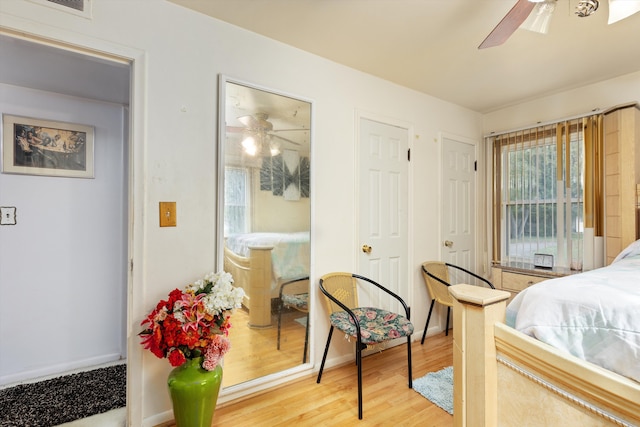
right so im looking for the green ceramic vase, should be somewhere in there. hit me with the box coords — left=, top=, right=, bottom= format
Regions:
left=167, top=357, right=223, bottom=427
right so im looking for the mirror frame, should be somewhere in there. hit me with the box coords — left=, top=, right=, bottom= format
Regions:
left=216, top=75, right=314, bottom=393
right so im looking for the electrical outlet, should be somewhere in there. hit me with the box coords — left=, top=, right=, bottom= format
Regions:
left=159, top=202, right=176, bottom=227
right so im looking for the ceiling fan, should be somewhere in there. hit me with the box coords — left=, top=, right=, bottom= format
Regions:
left=479, top=0, right=640, bottom=49
left=227, top=112, right=309, bottom=156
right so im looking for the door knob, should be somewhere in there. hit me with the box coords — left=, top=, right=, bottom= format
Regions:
left=444, top=240, right=453, bottom=248
left=362, top=244, right=372, bottom=254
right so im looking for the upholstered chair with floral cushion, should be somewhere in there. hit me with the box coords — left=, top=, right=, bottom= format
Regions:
left=316, top=272, right=414, bottom=420
left=276, top=276, right=310, bottom=363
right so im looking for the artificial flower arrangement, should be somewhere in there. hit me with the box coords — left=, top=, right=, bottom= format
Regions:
left=139, top=271, right=245, bottom=371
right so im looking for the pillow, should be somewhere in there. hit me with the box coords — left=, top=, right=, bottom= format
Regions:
left=613, top=239, right=640, bottom=263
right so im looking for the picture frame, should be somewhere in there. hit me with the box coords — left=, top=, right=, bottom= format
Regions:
left=2, top=114, right=95, bottom=178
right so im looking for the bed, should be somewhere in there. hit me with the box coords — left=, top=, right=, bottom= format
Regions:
left=449, top=240, right=640, bottom=427
left=223, top=232, right=310, bottom=328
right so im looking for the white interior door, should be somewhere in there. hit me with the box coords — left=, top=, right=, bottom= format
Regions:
left=441, top=135, right=476, bottom=271
left=358, top=118, right=409, bottom=316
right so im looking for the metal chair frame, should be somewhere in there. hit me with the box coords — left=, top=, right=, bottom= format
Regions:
left=316, top=273, right=413, bottom=420
left=420, top=262, right=494, bottom=345
left=276, top=276, right=310, bottom=364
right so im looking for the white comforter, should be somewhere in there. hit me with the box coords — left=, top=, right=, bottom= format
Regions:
left=506, top=243, right=640, bottom=383
left=225, top=232, right=310, bottom=281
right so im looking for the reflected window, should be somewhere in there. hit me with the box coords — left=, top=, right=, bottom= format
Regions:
left=224, top=167, right=249, bottom=234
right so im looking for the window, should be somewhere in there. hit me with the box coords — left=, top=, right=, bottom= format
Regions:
left=491, top=116, right=602, bottom=268
left=224, top=167, right=249, bottom=235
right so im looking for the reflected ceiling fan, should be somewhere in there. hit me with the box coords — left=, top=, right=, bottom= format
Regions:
left=227, top=112, right=308, bottom=156
left=479, top=0, right=640, bottom=49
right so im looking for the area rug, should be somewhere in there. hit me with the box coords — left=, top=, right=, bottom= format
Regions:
left=0, top=363, right=126, bottom=427
left=413, top=366, right=453, bottom=415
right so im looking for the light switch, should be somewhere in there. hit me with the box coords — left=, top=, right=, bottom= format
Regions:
left=159, top=202, right=176, bottom=227
left=0, top=207, right=17, bottom=225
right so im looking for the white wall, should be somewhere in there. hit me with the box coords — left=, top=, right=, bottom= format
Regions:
left=0, top=1, right=482, bottom=425
left=0, top=84, right=127, bottom=385
left=483, top=71, right=640, bottom=133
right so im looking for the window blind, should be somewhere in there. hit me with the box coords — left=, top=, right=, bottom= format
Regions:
left=490, top=114, right=602, bottom=268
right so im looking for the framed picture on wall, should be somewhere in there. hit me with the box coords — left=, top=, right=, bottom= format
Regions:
left=1, top=114, right=95, bottom=178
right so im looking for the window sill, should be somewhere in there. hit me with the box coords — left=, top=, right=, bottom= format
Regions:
left=491, top=261, right=578, bottom=278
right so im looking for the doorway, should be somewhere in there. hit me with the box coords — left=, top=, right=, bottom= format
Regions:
left=0, top=33, right=131, bottom=415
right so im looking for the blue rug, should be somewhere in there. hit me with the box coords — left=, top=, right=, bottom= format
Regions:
left=413, top=366, right=453, bottom=415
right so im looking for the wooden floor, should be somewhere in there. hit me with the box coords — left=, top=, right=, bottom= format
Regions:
left=223, top=305, right=308, bottom=387
left=162, top=331, right=454, bottom=426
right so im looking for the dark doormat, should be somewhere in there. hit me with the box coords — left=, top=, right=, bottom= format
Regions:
left=0, top=363, right=126, bottom=427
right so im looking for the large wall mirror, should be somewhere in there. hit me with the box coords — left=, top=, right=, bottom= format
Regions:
left=217, top=77, right=312, bottom=388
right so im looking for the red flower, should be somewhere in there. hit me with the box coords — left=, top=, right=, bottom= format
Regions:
left=168, top=349, right=186, bottom=367
left=167, top=288, right=184, bottom=308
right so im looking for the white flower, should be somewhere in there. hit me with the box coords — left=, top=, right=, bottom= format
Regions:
left=195, top=271, right=245, bottom=317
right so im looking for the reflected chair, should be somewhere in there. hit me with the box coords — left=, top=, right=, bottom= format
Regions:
left=277, top=276, right=310, bottom=363
left=316, top=272, right=414, bottom=420
left=420, top=261, right=494, bottom=345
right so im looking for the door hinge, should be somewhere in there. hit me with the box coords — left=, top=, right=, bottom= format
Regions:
left=129, top=259, right=134, bottom=272
left=408, top=148, right=411, bottom=161
left=474, top=160, right=477, bottom=171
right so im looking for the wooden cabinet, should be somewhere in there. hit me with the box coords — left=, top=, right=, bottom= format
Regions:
left=491, top=265, right=570, bottom=302
left=604, top=104, right=640, bottom=265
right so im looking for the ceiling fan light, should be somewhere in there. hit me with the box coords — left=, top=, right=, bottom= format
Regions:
left=242, top=135, right=258, bottom=156
left=608, top=0, right=640, bottom=24
left=520, top=1, right=556, bottom=34
left=575, top=0, right=599, bottom=17
left=269, top=142, right=281, bottom=156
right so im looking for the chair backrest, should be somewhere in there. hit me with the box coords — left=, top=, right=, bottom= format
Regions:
left=421, top=261, right=454, bottom=307
left=319, top=272, right=359, bottom=314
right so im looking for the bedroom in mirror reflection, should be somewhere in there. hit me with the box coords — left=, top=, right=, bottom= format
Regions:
left=218, top=77, right=312, bottom=387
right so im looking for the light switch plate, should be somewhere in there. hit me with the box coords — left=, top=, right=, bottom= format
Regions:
left=159, top=202, right=176, bottom=227
left=0, top=206, right=17, bottom=225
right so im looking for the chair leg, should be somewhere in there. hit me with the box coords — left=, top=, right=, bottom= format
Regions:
left=316, top=326, right=334, bottom=384
left=356, top=337, right=363, bottom=420
left=277, top=300, right=284, bottom=350
left=302, top=312, right=309, bottom=364
left=445, top=306, right=451, bottom=336
left=407, top=335, right=413, bottom=388
left=421, top=299, right=436, bottom=345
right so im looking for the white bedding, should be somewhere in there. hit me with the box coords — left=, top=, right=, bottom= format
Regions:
left=225, top=232, right=310, bottom=282
left=506, top=242, right=640, bottom=383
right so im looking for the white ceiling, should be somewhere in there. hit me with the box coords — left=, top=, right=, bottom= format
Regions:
left=168, top=0, right=640, bottom=113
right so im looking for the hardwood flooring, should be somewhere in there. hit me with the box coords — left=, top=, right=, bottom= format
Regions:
left=223, top=306, right=308, bottom=387
left=161, top=331, right=454, bottom=426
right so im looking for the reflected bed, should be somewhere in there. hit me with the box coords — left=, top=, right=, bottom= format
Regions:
left=224, top=232, right=310, bottom=328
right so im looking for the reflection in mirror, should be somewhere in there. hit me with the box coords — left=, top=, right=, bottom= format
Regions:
left=218, top=77, right=312, bottom=388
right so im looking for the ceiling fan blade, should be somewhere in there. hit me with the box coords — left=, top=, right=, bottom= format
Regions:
left=238, top=115, right=260, bottom=128
left=270, top=134, right=301, bottom=146
left=271, top=128, right=309, bottom=132
left=226, top=126, right=246, bottom=133
left=478, top=0, right=536, bottom=49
